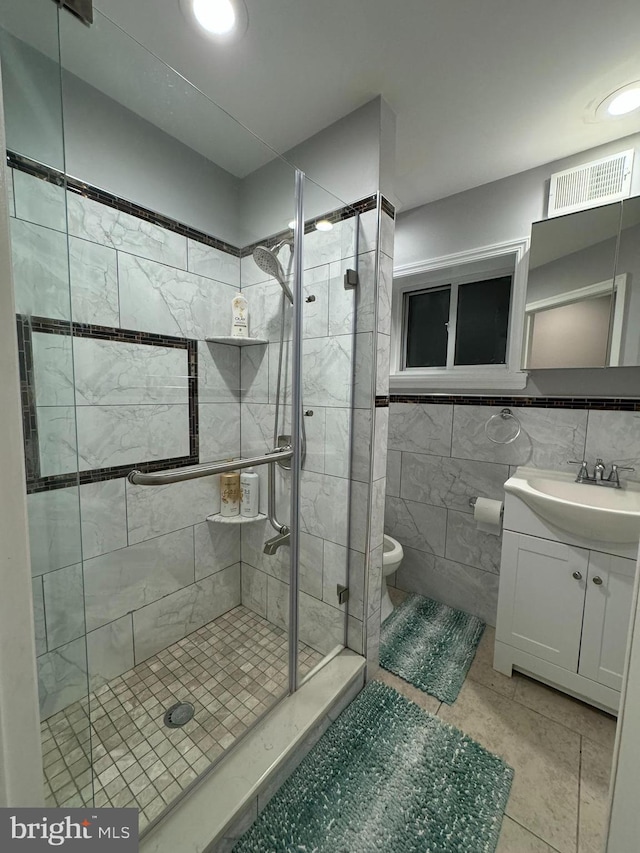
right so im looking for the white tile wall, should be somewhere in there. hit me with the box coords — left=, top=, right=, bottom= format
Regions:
left=83, top=527, right=195, bottom=631
left=67, top=193, right=187, bottom=268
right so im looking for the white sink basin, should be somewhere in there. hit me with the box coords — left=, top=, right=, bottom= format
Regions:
left=505, top=467, right=640, bottom=543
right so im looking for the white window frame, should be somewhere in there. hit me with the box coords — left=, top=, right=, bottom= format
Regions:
left=391, top=238, right=529, bottom=391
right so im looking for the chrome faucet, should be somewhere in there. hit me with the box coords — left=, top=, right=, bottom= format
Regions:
left=568, top=459, right=635, bottom=489
left=263, top=526, right=291, bottom=555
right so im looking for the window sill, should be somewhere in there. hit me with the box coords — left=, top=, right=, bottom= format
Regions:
left=389, top=369, right=529, bottom=392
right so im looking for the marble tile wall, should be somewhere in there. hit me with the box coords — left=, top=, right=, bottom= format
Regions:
left=9, top=168, right=245, bottom=719
left=385, top=402, right=635, bottom=625
left=238, top=212, right=368, bottom=657
left=238, top=204, right=395, bottom=672
left=354, top=209, right=394, bottom=670
left=12, top=166, right=395, bottom=714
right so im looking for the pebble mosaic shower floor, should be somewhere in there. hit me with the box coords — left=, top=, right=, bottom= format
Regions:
left=40, top=605, right=323, bottom=830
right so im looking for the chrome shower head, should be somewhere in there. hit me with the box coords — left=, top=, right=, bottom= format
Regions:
left=252, top=245, right=294, bottom=303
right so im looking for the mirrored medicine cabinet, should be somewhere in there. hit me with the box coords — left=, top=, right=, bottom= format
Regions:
left=523, top=194, right=640, bottom=369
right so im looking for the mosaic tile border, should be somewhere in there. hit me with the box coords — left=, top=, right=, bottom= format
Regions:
left=16, top=315, right=40, bottom=481
left=374, top=396, right=390, bottom=408
left=19, top=315, right=199, bottom=493
left=7, top=151, right=241, bottom=258
left=8, top=153, right=394, bottom=260
left=381, top=196, right=396, bottom=219
left=389, top=394, right=640, bottom=411
left=240, top=194, right=379, bottom=257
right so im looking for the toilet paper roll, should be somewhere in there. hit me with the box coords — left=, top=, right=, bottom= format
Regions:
left=473, top=497, right=503, bottom=535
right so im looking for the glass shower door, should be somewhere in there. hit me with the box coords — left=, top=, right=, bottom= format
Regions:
left=294, top=178, right=360, bottom=682
left=0, top=0, right=91, bottom=811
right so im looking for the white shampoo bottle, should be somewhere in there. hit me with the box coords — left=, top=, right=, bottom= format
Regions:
left=240, top=468, right=260, bottom=517
left=231, top=293, right=249, bottom=337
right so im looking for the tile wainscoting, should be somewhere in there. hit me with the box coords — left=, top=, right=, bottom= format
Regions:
left=385, top=399, right=640, bottom=625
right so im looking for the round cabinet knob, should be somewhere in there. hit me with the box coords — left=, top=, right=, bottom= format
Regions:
left=572, top=571, right=583, bottom=580
left=592, top=576, right=603, bottom=585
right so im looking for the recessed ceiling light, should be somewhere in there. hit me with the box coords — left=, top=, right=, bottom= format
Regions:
left=180, top=0, right=248, bottom=43
left=288, top=220, right=296, bottom=229
left=608, top=88, right=640, bottom=116
left=596, top=82, right=640, bottom=119
left=315, top=219, right=333, bottom=232
left=193, top=0, right=235, bottom=34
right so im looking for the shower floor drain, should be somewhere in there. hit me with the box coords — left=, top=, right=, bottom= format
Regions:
left=164, top=701, right=195, bottom=728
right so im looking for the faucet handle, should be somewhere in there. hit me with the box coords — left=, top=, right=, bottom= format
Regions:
left=567, top=459, right=590, bottom=482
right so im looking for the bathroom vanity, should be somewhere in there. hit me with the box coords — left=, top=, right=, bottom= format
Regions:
left=494, top=466, right=640, bottom=714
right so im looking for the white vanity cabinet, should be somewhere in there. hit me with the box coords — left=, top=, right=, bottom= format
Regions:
left=495, top=492, right=639, bottom=713
left=578, top=552, right=635, bottom=691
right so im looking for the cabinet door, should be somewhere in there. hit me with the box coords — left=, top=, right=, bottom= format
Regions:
left=497, top=532, right=588, bottom=670
left=578, top=552, right=636, bottom=691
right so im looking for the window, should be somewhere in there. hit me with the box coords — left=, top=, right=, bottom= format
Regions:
left=404, top=275, right=512, bottom=369
left=391, top=240, right=528, bottom=391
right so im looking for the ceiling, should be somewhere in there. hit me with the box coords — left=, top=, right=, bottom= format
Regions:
left=15, top=0, right=640, bottom=211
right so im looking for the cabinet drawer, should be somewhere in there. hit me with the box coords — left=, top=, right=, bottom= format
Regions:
left=497, top=531, right=588, bottom=670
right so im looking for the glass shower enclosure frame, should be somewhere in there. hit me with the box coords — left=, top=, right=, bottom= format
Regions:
left=0, top=0, right=359, bottom=831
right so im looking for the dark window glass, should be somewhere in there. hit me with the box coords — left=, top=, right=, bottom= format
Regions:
left=405, top=287, right=450, bottom=367
left=454, top=276, right=511, bottom=365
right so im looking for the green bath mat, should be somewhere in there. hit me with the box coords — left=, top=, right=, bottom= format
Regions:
left=233, top=680, right=513, bottom=853
left=380, top=594, right=485, bottom=704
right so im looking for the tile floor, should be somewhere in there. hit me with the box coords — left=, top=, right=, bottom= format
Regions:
left=40, top=605, right=323, bottom=831
left=375, top=588, right=616, bottom=853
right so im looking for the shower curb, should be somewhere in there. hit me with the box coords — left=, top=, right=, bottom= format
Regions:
left=139, top=650, right=365, bottom=853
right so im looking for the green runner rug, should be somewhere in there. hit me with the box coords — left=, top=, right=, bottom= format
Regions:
left=233, top=680, right=513, bottom=853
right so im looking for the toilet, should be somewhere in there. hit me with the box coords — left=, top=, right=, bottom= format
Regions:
left=381, top=534, right=404, bottom=623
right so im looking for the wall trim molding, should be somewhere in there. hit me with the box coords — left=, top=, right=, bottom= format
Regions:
left=388, top=394, right=640, bottom=411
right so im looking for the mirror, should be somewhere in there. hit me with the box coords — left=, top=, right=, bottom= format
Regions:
left=524, top=201, right=623, bottom=369
left=615, top=195, right=640, bottom=367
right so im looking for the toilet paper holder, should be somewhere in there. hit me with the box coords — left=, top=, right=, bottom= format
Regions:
left=469, top=496, right=504, bottom=516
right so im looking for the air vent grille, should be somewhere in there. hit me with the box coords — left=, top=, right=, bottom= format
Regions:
left=548, top=149, right=634, bottom=217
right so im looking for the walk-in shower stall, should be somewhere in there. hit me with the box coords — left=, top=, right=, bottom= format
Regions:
left=0, top=0, right=391, bottom=836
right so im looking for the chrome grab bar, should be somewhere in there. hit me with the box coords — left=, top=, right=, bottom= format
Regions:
left=127, top=447, right=294, bottom=486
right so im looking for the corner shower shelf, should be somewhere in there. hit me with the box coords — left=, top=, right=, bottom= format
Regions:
left=206, top=512, right=267, bottom=525
left=205, top=336, right=268, bottom=347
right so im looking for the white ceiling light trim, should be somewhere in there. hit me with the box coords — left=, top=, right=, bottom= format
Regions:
left=179, top=0, right=248, bottom=43
left=596, top=82, right=640, bottom=120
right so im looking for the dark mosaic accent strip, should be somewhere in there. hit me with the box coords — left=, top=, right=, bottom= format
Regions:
left=29, top=316, right=193, bottom=350
left=389, top=394, right=640, bottom=411
left=375, top=396, right=390, bottom=408
left=16, top=315, right=40, bottom=482
left=27, top=457, right=200, bottom=495
left=240, top=194, right=378, bottom=257
left=7, top=151, right=241, bottom=258
left=381, top=196, right=396, bottom=220
left=187, top=340, right=199, bottom=463
left=19, top=315, right=200, bottom=493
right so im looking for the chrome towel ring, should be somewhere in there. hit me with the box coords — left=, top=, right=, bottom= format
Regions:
left=484, top=408, right=521, bottom=445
